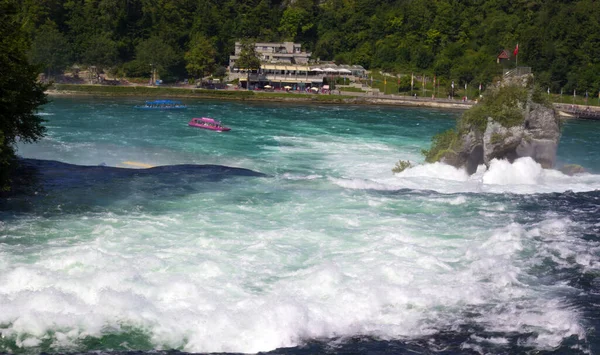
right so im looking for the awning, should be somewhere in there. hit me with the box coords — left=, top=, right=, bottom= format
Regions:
left=338, top=68, right=352, bottom=74
left=323, top=85, right=330, bottom=90
left=323, top=68, right=337, bottom=73
left=311, top=68, right=324, bottom=72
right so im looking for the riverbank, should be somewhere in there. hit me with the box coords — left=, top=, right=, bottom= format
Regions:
left=47, top=84, right=474, bottom=111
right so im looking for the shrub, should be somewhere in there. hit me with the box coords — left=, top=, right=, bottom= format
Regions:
left=392, top=160, right=412, bottom=173
left=460, top=84, right=528, bottom=132
left=122, top=60, right=151, bottom=77
left=422, top=128, right=460, bottom=163
left=490, top=132, right=504, bottom=144
left=531, top=85, right=552, bottom=107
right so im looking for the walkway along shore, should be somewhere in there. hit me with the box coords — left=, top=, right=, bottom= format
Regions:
left=47, top=84, right=598, bottom=117
left=46, top=84, right=474, bottom=111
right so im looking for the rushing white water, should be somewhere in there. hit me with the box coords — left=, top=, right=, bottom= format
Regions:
left=1, top=98, right=599, bottom=353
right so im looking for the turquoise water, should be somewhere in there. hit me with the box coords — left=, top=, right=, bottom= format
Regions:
left=2, top=97, right=600, bottom=354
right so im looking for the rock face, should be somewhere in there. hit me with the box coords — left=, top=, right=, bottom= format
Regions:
left=442, top=75, right=561, bottom=175
left=559, top=164, right=586, bottom=176
left=483, top=102, right=560, bottom=168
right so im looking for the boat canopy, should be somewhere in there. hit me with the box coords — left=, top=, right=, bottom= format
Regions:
left=196, top=117, right=221, bottom=124
left=145, top=100, right=183, bottom=105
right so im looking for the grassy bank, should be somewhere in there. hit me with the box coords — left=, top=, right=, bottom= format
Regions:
left=49, top=84, right=355, bottom=104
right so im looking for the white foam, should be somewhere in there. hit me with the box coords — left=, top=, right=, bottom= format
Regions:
left=0, top=212, right=589, bottom=353
left=399, top=161, right=470, bottom=182
left=357, top=157, right=600, bottom=194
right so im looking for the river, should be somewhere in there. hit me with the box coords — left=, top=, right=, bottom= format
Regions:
left=2, top=96, right=600, bottom=354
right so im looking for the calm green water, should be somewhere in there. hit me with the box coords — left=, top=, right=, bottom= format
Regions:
left=2, top=97, right=600, bottom=354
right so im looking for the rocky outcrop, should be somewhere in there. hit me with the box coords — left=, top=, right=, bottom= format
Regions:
left=559, top=164, right=586, bottom=176
left=483, top=102, right=560, bottom=169
left=435, top=74, right=561, bottom=175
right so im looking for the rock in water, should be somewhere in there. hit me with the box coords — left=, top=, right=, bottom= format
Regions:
left=559, top=164, right=586, bottom=176
left=426, top=73, right=561, bottom=175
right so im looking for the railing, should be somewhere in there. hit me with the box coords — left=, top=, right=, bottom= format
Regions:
left=504, top=67, right=532, bottom=78
left=264, top=74, right=326, bottom=81
left=555, top=104, right=600, bottom=120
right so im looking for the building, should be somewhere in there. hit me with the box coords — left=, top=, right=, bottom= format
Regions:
left=229, top=41, right=366, bottom=90
left=229, top=41, right=311, bottom=68
left=496, top=49, right=511, bottom=64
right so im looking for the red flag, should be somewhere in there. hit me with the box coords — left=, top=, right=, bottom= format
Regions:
left=513, top=43, right=519, bottom=57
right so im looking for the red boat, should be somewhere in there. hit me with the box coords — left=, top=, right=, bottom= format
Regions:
left=188, top=117, right=231, bottom=132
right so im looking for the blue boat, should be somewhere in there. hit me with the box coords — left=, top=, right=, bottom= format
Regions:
left=134, top=100, right=187, bottom=110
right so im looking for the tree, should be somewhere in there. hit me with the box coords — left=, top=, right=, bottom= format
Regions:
left=28, top=20, right=71, bottom=80
left=82, top=32, right=119, bottom=78
left=135, top=36, right=179, bottom=83
left=185, top=33, right=216, bottom=80
left=278, top=7, right=309, bottom=41
left=0, top=0, right=48, bottom=191
left=235, top=40, right=261, bottom=90
left=397, top=75, right=412, bottom=92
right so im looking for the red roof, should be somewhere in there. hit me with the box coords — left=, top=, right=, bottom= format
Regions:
left=497, top=50, right=510, bottom=59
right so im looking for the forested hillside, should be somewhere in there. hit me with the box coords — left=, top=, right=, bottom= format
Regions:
left=18, top=0, right=600, bottom=92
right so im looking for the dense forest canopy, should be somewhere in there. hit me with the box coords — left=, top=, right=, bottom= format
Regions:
left=17, top=0, right=600, bottom=93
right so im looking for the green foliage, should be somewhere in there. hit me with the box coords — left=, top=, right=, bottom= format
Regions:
left=340, top=87, right=364, bottom=93
left=0, top=0, right=49, bottom=191
left=51, top=84, right=255, bottom=98
left=235, top=40, right=261, bottom=70
left=531, top=85, right=552, bottom=108
left=48, top=84, right=356, bottom=105
left=397, top=75, right=412, bottom=92
left=490, top=132, right=504, bottom=144
left=11, top=0, right=600, bottom=95
left=213, top=66, right=227, bottom=80
left=461, top=84, right=528, bottom=132
left=0, top=130, right=15, bottom=191
left=122, top=60, right=151, bottom=78
left=28, top=20, right=71, bottom=78
left=392, top=160, right=412, bottom=173
left=235, top=40, right=261, bottom=90
left=135, top=36, right=179, bottom=75
left=422, top=129, right=459, bottom=163
left=459, top=104, right=490, bottom=132
left=82, top=32, right=119, bottom=71
left=278, top=6, right=310, bottom=41
left=185, top=33, right=216, bottom=79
